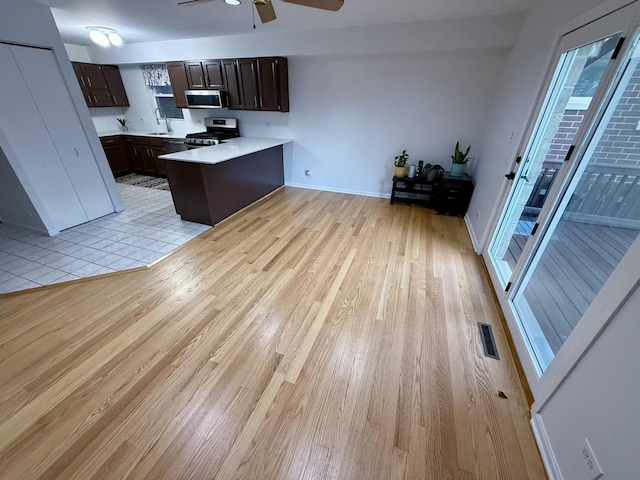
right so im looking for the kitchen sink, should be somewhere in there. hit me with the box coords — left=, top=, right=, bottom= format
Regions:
left=146, top=132, right=170, bottom=136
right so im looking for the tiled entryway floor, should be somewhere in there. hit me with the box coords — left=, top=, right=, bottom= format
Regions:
left=0, top=184, right=210, bottom=294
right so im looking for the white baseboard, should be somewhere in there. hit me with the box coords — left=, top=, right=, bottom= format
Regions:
left=464, top=214, right=482, bottom=254
left=531, top=414, right=563, bottom=480
left=286, top=182, right=390, bottom=199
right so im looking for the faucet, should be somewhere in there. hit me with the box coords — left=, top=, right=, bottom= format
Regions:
left=154, top=107, right=172, bottom=133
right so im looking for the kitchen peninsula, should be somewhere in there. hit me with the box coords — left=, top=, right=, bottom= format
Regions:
left=159, top=137, right=291, bottom=226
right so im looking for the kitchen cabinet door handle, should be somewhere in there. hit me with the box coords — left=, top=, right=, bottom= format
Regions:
left=93, top=95, right=98, bottom=104
left=112, top=95, right=117, bottom=105
left=87, top=77, right=92, bottom=87
left=105, top=140, right=116, bottom=145
left=254, top=96, right=258, bottom=107
left=79, top=77, right=86, bottom=87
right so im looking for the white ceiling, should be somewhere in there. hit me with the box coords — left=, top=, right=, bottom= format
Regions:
left=35, top=0, right=533, bottom=46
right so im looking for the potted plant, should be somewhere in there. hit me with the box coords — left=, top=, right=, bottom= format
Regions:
left=450, top=141, right=471, bottom=177
left=394, top=150, right=409, bottom=178
left=115, top=117, right=130, bottom=132
left=424, top=164, right=444, bottom=181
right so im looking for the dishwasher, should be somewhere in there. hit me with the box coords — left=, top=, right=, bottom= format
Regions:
left=161, top=138, right=188, bottom=154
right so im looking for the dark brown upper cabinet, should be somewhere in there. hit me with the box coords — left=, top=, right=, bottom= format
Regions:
left=79, top=63, right=109, bottom=91
left=185, top=61, right=207, bottom=89
left=169, top=57, right=289, bottom=112
left=257, top=57, right=289, bottom=112
left=184, top=60, right=226, bottom=91
left=222, top=60, right=242, bottom=110
left=203, top=60, right=225, bottom=90
left=102, top=65, right=129, bottom=107
left=223, top=57, right=289, bottom=112
left=237, top=59, right=260, bottom=111
left=167, top=61, right=189, bottom=108
left=72, top=62, right=130, bottom=108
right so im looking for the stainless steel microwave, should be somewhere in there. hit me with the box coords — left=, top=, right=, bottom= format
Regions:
left=184, top=90, right=224, bottom=109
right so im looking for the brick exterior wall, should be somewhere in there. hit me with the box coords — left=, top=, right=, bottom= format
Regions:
left=544, top=68, right=640, bottom=168
left=546, top=109, right=587, bottom=163
left=590, top=68, right=640, bottom=167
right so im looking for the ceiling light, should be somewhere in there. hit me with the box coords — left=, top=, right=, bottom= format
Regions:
left=108, top=32, right=123, bottom=46
left=89, top=29, right=109, bottom=47
left=224, top=0, right=241, bottom=5
left=86, top=27, right=124, bottom=47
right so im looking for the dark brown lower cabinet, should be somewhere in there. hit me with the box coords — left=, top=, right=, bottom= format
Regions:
left=103, top=135, right=167, bottom=177
left=153, top=148, right=167, bottom=176
left=100, top=136, right=130, bottom=177
left=433, top=173, right=474, bottom=217
left=119, top=135, right=167, bottom=177
left=124, top=137, right=143, bottom=173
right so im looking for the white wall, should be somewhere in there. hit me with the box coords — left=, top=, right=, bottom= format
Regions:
left=0, top=0, right=124, bottom=231
left=64, top=43, right=91, bottom=63
left=534, top=281, right=640, bottom=479
left=283, top=51, right=506, bottom=196
left=70, top=15, right=518, bottom=197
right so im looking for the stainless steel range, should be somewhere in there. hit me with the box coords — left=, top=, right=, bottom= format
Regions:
left=184, top=117, right=240, bottom=149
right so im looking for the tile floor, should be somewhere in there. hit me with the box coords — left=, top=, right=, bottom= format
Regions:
left=0, top=184, right=210, bottom=294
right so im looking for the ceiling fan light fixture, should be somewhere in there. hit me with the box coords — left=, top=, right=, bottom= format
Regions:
left=224, top=0, right=241, bottom=4
left=87, top=27, right=124, bottom=47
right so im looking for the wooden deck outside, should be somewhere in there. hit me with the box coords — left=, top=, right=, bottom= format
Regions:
left=506, top=218, right=638, bottom=353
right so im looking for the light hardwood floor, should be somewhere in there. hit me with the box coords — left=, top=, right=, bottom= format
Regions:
left=0, top=187, right=546, bottom=480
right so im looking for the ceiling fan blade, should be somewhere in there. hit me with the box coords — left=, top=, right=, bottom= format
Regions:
left=281, top=0, right=343, bottom=11
left=255, top=1, right=277, bottom=23
left=177, top=0, right=216, bottom=6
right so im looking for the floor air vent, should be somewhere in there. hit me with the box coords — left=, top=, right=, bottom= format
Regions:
left=478, top=322, right=500, bottom=360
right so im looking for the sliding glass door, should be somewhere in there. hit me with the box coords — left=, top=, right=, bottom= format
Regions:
left=488, top=34, right=622, bottom=286
left=512, top=31, right=640, bottom=371
left=486, top=3, right=640, bottom=381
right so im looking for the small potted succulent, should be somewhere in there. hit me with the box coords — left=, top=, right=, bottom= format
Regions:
left=394, top=150, right=409, bottom=178
left=450, top=141, right=472, bottom=177
left=115, top=117, right=130, bottom=132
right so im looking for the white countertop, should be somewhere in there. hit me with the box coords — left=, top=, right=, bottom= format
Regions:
left=98, top=130, right=187, bottom=140
left=159, top=137, right=292, bottom=165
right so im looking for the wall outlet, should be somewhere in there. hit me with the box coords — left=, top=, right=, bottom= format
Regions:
left=305, top=170, right=312, bottom=176
left=579, top=438, right=603, bottom=480
left=140, top=117, right=145, bottom=123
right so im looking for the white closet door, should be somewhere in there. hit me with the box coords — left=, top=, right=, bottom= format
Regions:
left=9, top=45, right=113, bottom=221
left=0, top=44, right=87, bottom=231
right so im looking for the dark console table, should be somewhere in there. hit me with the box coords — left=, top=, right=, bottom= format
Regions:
left=390, top=172, right=474, bottom=217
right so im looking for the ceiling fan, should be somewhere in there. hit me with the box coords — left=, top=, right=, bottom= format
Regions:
left=177, top=0, right=344, bottom=24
